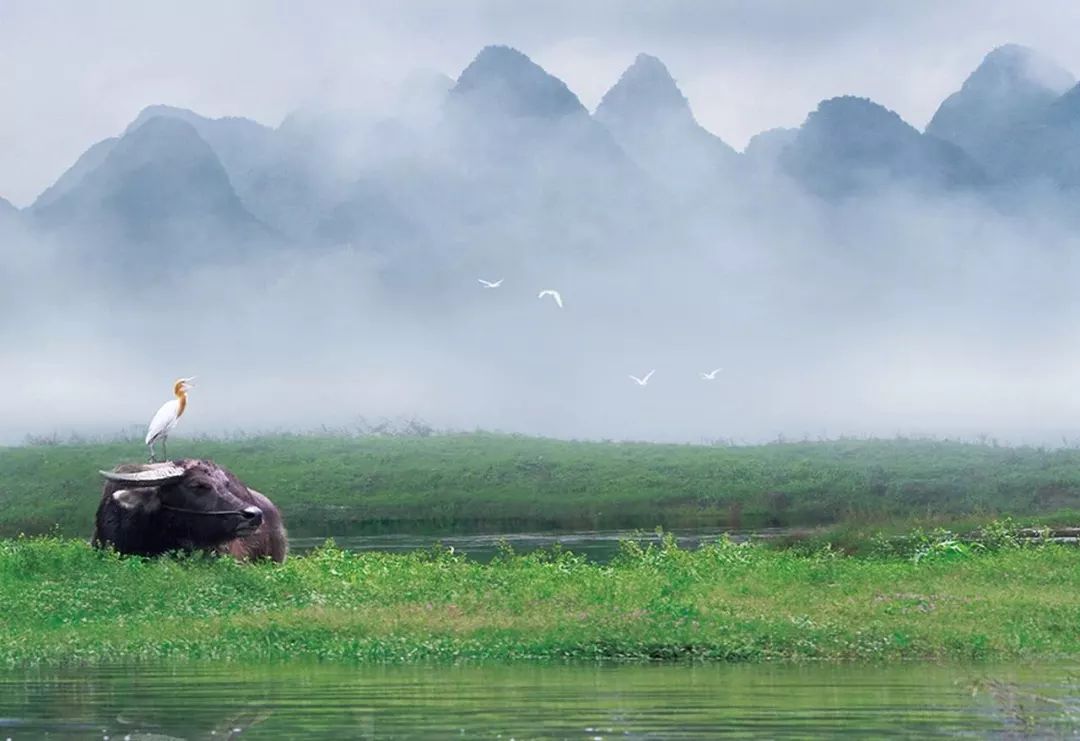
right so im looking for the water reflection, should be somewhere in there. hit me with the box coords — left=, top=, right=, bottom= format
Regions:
left=1, top=662, right=1077, bottom=738
left=289, top=527, right=797, bottom=562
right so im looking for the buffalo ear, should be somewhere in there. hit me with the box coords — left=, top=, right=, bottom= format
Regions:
left=112, top=487, right=161, bottom=512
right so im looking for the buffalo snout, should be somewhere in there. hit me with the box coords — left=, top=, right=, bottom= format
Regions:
left=238, top=506, right=263, bottom=532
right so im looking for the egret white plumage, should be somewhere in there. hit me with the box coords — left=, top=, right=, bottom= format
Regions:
left=700, top=367, right=723, bottom=380
left=145, top=377, right=194, bottom=462
left=478, top=278, right=503, bottom=288
left=629, top=370, right=655, bottom=386
left=538, top=289, right=563, bottom=308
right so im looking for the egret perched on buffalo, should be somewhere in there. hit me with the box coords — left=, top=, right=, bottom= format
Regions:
left=145, top=377, right=194, bottom=462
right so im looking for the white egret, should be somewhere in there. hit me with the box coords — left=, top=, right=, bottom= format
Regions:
left=629, top=370, right=656, bottom=386
left=478, top=278, right=503, bottom=288
left=700, top=367, right=723, bottom=380
left=145, top=377, right=194, bottom=462
left=538, top=289, right=563, bottom=308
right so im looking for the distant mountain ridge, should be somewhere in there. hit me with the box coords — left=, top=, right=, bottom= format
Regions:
left=122, top=105, right=304, bottom=231
left=0, top=196, right=19, bottom=237
left=432, top=44, right=653, bottom=258
left=596, top=53, right=700, bottom=124
left=450, top=45, right=586, bottom=120
left=32, top=137, right=119, bottom=211
left=444, top=44, right=625, bottom=160
left=782, top=96, right=986, bottom=197
left=32, top=116, right=270, bottom=268
left=1001, top=80, right=1080, bottom=189
left=927, top=44, right=1074, bottom=176
left=18, top=41, right=1080, bottom=278
left=594, top=53, right=739, bottom=194
left=744, top=128, right=798, bottom=169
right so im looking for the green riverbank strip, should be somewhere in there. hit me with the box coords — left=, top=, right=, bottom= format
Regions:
left=2, top=537, right=1078, bottom=667
left=4, top=434, right=1080, bottom=536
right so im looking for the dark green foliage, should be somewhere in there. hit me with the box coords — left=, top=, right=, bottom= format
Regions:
left=0, top=535, right=1077, bottom=667
left=3, top=434, right=1080, bottom=538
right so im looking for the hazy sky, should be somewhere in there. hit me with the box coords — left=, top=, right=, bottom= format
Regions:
left=2, top=0, right=1080, bottom=206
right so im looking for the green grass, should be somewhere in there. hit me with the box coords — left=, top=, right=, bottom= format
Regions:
left=1, top=535, right=1078, bottom=667
left=2, top=434, right=1080, bottom=538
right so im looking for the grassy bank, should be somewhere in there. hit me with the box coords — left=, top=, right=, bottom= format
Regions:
left=1, top=535, right=1078, bottom=667
left=2, top=434, right=1080, bottom=537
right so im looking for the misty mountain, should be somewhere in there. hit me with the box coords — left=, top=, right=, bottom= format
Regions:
left=31, top=116, right=271, bottom=268
left=743, top=127, right=799, bottom=173
left=0, top=195, right=22, bottom=257
left=15, top=39, right=1080, bottom=445
left=318, top=45, right=659, bottom=273
left=276, top=44, right=663, bottom=273
left=281, top=75, right=455, bottom=249
left=24, top=40, right=1080, bottom=271
left=32, top=136, right=119, bottom=211
left=316, top=175, right=425, bottom=252
left=124, top=106, right=276, bottom=202
left=124, top=105, right=275, bottom=167
left=1040, top=84, right=1080, bottom=191
left=444, top=44, right=631, bottom=173
left=239, top=117, right=345, bottom=241
left=0, top=197, right=23, bottom=316
left=926, top=44, right=1074, bottom=176
left=397, top=70, right=455, bottom=123
left=995, top=81, right=1080, bottom=192
left=118, top=105, right=326, bottom=239
left=782, top=96, right=987, bottom=198
left=435, top=46, right=655, bottom=256
left=451, top=45, right=585, bottom=120
left=122, top=104, right=386, bottom=241
left=594, top=53, right=740, bottom=195
left=279, top=71, right=451, bottom=171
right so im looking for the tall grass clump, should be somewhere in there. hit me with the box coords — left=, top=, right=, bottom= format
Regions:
left=0, top=531, right=1077, bottom=667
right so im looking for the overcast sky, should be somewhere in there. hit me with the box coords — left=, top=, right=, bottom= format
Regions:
left=3, top=0, right=1080, bottom=206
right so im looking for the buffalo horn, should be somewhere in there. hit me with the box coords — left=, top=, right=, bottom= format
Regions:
left=98, top=464, right=186, bottom=484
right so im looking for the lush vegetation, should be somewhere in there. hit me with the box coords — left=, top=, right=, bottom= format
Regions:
left=2, top=434, right=1080, bottom=538
left=1, top=533, right=1077, bottom=667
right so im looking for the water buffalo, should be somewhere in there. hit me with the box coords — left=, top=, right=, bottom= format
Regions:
left=94, top=459, right=288, bottom=562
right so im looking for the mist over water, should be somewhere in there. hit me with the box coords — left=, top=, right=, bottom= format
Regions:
left=5, top=28, right=1080, bottom=446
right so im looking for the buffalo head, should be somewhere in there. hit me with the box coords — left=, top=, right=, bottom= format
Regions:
left=94, top=459, right=287, bottom=561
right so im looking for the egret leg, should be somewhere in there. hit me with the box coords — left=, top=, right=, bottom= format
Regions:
left=162, top=437, right=168, bottom=462
left=147, top=442, right=156, bottom=463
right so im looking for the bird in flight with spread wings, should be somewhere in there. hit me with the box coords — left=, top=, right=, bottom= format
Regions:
left=538, top=289, right=563, bottom=308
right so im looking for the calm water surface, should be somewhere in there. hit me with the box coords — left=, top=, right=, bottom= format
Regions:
left=1, top=661, right=1077, bottom=739
left=289, top=528, right=797, bottom=562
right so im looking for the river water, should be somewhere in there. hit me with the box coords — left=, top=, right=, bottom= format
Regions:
left=2, top=661, right=1077, bottom=738
left=288, top=527, right=798, bottom=562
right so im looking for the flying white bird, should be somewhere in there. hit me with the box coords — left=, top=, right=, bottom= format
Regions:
left=145, top=377, right=195, bottom=462
left=538, top=289, right=563, bottom=308
left=700, top=367, right=723, bottom=380
left=478, top=278, right=503, bottom=288
left=628, top=370, right=656, bottom=386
